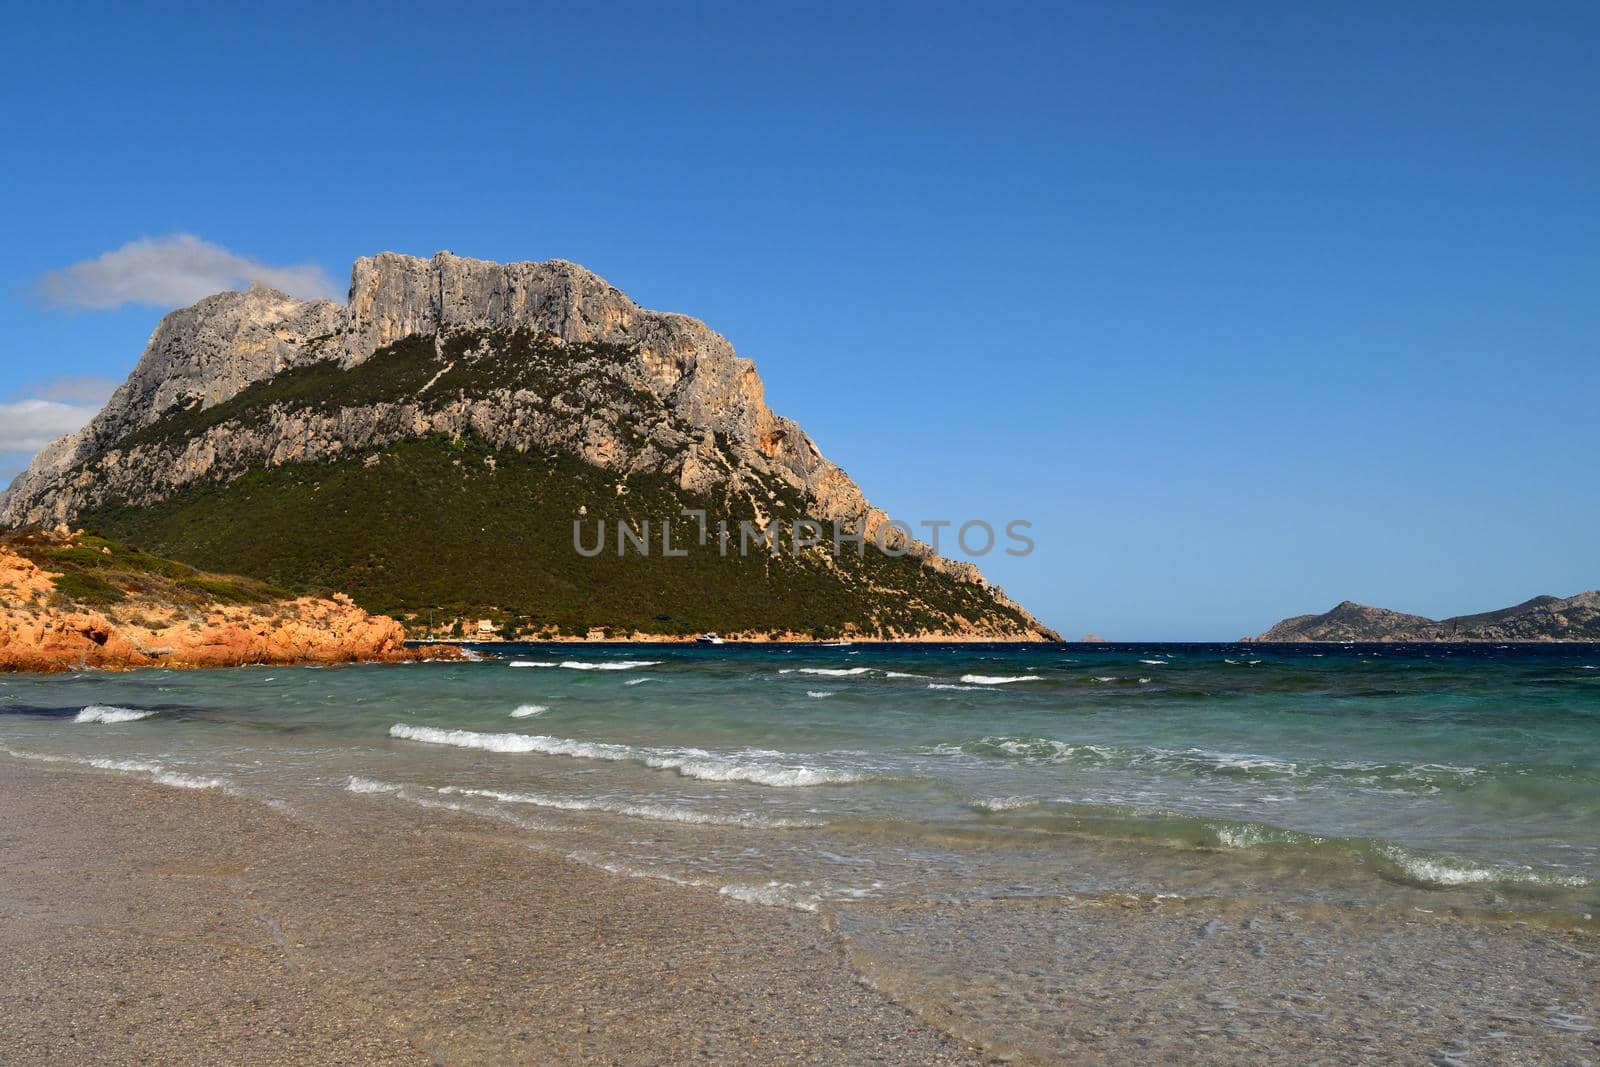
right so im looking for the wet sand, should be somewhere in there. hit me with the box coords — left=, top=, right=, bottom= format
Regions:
left=2, top=762, right=1595, bottom=1065
left=0, top=764, right=970, bottom=1065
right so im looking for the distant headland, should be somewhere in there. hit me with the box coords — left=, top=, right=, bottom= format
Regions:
left=1249, top=591, right=1600, bottom=643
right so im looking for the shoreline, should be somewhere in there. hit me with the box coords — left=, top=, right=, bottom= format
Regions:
left=4, top=758, right=1594, bottom=1064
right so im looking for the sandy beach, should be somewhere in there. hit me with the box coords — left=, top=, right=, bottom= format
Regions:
left=0, top=762, right=970, bottom=1065
left=3, top=756, right=1596, bottom=1065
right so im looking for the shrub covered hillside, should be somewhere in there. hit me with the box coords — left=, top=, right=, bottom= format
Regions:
left=83, top=434, right=1038, bottom=639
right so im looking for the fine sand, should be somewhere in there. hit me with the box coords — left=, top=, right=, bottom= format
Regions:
left=2, top=762, right=1596, bottom=1065
left=0, top=763, right=971, bottom=1065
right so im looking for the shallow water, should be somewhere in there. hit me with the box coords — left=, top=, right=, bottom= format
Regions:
left=8, top=642, right=1598, bottom=1059
left=3, top=642, right=1597, bottom=919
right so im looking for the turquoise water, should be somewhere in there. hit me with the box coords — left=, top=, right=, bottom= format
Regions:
left=3, top=643, right=1598, bottom=915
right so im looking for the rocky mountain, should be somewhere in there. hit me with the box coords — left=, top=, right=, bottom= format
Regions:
left=1253, top=592, right=1600, bottom=642
left=1, top=252, right=1054, bottom=640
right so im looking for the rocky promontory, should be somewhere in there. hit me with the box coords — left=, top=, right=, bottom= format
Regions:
left=0, top=528, right=454, bottom=672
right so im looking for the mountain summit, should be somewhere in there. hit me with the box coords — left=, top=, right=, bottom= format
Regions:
left=2, top=252, right=1054, bottom=640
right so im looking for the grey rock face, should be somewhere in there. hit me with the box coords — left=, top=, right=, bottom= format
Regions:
left=4, top=285, right=340, bottom=519
left=0, top=251, right=1048, bottom=634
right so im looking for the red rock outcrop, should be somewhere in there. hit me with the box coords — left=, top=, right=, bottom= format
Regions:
left=0, top=532, right=454, bottom=672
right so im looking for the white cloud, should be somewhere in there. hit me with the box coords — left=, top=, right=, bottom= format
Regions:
left=0, top=398, right=103, bottom=452
left=37, top=234, right=339, bottom=309
left=27, top=376, right=122, bottom=406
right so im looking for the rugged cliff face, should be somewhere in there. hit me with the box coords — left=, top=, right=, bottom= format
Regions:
left=2, top=252, right=1053, bottom=640
left=1254, top=592, right=1600, bottom=642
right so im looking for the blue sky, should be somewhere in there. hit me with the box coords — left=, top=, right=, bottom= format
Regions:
left=3, top=2, right=1596, bottom=639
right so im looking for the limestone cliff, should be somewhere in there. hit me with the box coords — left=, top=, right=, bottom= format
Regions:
left=1, top=252, right=1053, bottom=640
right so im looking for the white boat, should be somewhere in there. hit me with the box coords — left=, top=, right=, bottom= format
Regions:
left=696, top=632, right=725, bottom=645
left=818, top=639, right=853, bottom=647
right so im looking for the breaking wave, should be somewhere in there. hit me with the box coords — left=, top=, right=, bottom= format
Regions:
left=346, top=776, right=405, bottom=794
left=388, top=724, right=865, bottom=787
left=74, top=705, right=156, bottom=724
left=959, top=674, right=1043, bottom=685
left=559, top=660, right=660, bottom=671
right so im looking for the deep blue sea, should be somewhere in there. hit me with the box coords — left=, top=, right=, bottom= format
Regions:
left=3, top=642, right=1598, bottom=916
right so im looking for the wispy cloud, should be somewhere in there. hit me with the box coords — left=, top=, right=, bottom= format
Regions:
left=0, top=399, right=103, bottom=452
left=0, top=377, right=118, bottom=454
left=28, top=376, right=123, bottom=406
left=37, top=234, right=339, bottom=309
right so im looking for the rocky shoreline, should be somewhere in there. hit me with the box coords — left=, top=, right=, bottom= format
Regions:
left=0, top=528, right=458, bottom=673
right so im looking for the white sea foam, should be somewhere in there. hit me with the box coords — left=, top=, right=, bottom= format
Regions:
left=718, top=881, right=821, bottom=912
left=779, top=667, right=872, bottom=676
left=87, top=757, right=164, bottom=774
left=439, top=786, right=815, bottom=828
left=959, top=674, right=1043, bottom=685
left=406, top=794, right=554, bottom=831
left=971, top=796, right=1041, bottom=813
left=508, top=661, right=556, bottom=668
left=2, top=750, right=230, bottom=793
left=884, top=671, right=927, bottom=679
left=927, top=683, right=987, bottom=691
left=654, top=753, right=862, bottom=788
left=83, top=757, right=225, bottom=790
left=510, top=704, right=548, bottom=718
left=390, top=723, right=625, bottom=756
left=346, top=776, right=405, bottom=794
left=388, top=725, right=863, bottom=787
left=1092, top=676, right=1118, bottom=683
left=150, top=771, right=227, bottom=790
left=559, top=660, right=659, bottom=671
left=625, top=677, right=653, bottom=685
left=1378, top=845, right=1590, bottom=889
left=565, top=850, right=712, bottom=888
left=806, top=690, right=837, bottom=699
left=1138, top=677, right=1153, bottom=684
left=1138, top=659, right=1167, bottom=666
left=74, top=705, right=155, bottom=724
left=1212, top=823, right=1283, bottom=849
